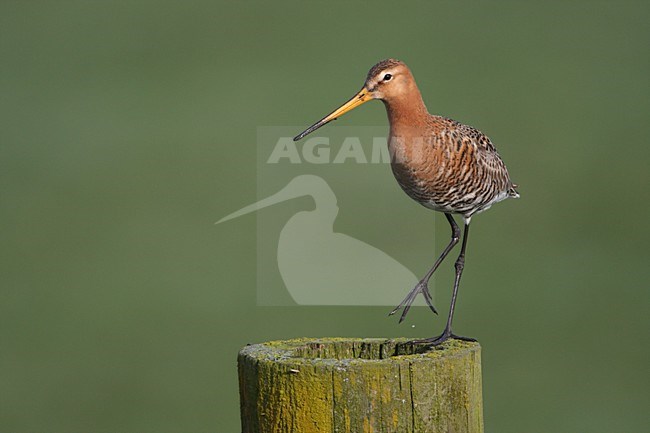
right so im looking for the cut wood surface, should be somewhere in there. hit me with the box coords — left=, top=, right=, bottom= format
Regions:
left=238, top=338, right=483, bottom=433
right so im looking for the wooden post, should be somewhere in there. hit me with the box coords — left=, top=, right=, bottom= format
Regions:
left=238, top=338, right=483, bottom=433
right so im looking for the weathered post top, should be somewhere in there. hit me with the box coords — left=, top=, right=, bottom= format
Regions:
left=238, top=338, right=483, bottom=433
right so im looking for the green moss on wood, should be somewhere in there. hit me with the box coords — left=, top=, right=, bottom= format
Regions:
left=239, top=338, right=483, bottom=433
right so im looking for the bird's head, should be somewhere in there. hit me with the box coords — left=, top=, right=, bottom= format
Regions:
left=362, top=58, right=414, bottom=102
left=294, top=58, right=416, bottom=141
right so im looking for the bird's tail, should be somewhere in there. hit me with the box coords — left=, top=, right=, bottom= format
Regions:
left=508, top=183, right=520, bottom=198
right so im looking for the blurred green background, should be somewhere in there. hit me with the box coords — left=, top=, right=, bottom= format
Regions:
left=1, top=1, right=649, bottom=432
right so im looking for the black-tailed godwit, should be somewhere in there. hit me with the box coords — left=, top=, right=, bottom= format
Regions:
left=294, top=59, right=519, bottom=345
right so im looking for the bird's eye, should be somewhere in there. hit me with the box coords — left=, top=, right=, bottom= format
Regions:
left=383, top=73, right=392, bottom=81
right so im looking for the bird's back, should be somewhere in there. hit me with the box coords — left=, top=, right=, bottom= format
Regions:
left=389, top=115, right=518, bottom=217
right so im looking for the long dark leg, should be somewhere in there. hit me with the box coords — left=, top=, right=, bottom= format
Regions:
left=389, top=213, right=461, bottom=323
left=415, top=220, right=476, bottom=345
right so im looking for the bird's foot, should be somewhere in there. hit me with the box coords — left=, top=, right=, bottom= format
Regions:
left=388, top=279, right=437, bottom=323
left=411, top=328, right=476, bottom=347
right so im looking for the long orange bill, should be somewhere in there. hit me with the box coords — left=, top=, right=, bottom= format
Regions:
left=293, top=88, right=373, bottom=141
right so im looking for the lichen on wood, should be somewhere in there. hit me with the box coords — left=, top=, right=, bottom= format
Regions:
left=238, top=338, right=483, bottom=433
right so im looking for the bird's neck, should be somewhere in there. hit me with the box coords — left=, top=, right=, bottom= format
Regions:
left=383, top=86, right=429, bottom=131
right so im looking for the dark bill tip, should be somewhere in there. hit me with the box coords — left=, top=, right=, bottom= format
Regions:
left=293, top=118, right=334, bottom=142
